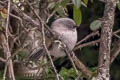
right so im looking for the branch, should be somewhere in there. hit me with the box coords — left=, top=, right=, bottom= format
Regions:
left=0, top=57, right=6, bottom=62
left=71, top=52, right=93, bottom=79
left=110, top=39, right=120, bottom=64
left=74, top=39, right=101, bottom=51
left=41, top=23, right=61, bottom=80
left=76, top=31, right=100, bottom=46
left=2, top=63, right=7, bottom=80
left=4, top=0, right=15, bottom=80
left=74, top=29, right=120, bottom=51
left=97, top=0, right=116, bottom=80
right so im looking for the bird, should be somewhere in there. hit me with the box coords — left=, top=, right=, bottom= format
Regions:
left=28, top=18, right=77, bottom=62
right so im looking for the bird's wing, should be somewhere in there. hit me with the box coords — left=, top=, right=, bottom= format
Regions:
left=28, top=48, right=45, bottom=62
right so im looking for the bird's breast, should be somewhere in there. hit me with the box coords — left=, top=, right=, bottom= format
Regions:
left=50, top=28, right=77, bottom=58
left=58, top=29, right=77, bottom=50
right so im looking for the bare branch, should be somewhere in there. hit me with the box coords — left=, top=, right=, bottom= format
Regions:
left=97, top=0, right=116, bottom=80
left=76, top=31, right=100, bottom=46
left=0, top=57, right=6, bottom=62
left=74, top=39, right=101, bottom=51
left=4, top=0, right=15, bottom=80
left=2, top=63, right=8, bottom=80
left=110, top=39, right=120, bottom=64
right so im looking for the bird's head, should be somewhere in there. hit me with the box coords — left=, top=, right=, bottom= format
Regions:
left=51, top=18, right=77, bottom=32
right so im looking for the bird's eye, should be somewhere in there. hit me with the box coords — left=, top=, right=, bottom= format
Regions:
left=73, top=25, right=78, bottom=28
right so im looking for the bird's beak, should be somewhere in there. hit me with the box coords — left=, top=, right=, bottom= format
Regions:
left=73, top=25, right=78, bottom=28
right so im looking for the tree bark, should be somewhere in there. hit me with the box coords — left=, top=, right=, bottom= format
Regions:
left=97, top=0, right=116, bottom=80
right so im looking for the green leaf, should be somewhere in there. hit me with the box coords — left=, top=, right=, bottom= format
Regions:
left=73, top=6, right=82, bottom=26
left=68, top=68, right=77, bottom=78
left=59, top=67, right=69, bottom=80
left=89, top=67, right=97, bottom=76
left=53, top=2, right=60, bottom=10
left=57, top=9, right=65, bottom=16
left=59, top=67, right=68, bottom=76
left=72, top=0, right=81, bottom=9
left=83, top=0, right=88, bottom=5
left=18, top=50, right=29, bottom=58
left=90, top=20, right=102, bottom=31
left=0, top=26, right=3, bottom=31
left=59, top=67, right=78, bottom=79
left=0, top=8, right=8, bottom=19
left=81, top=1, right=87, bottom=8
left=117, top=1, right=120, bottom=11
left=61, top=0, right=69, bottom=7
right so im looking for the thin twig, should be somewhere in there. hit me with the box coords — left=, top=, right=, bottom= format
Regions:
left=62, top=43, right=79, bottom=75
left=0, top=1, right=7, bottom=4
left=74, top=39, right=101, bottom=51
left=113, top=29, right=120, bottom=38
left=5, top=0, right=15, bottom=80
left=2, top=63, right=8, bottom=80
left=113, top=29, right=120, bottom=34
left=110, top=39, right=120, bottom=64
left=113, top=34, right=120, bottom=38
left=11, top=2, right=54, bottom=38
left=25, top=0, right=54, bottom=36
left=46, top=8, right=59, bottom=23
left=76, top=31, right=99, bottom=46
left=0, top=57, right=6, bottom=62
left=10, top=13, right=28, bottom=32
left=109, top=30, right=120, bottom=64
left=74, top=29, right=120, bottom=51
left=41, top=19, right=61, bottom=80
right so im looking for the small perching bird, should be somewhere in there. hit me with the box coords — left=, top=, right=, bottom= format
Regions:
left=29, top=18, right=77, bottom=61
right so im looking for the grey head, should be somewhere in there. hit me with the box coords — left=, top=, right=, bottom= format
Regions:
left=51, top=18, right=76, bottom=32
left=50, top=18, right=77, bottom=58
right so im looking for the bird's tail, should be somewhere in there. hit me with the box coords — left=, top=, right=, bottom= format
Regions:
left=28, top=48, right=45, bottom=62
